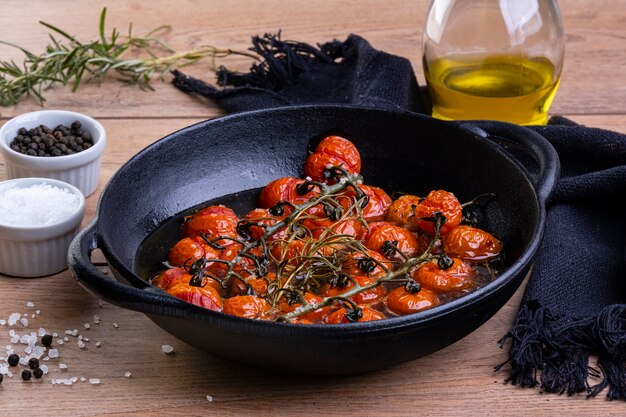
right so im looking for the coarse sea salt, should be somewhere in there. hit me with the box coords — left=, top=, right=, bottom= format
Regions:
left=161, top=344, right=174, bottom=354
left=0, top=184, right=80, bottom=227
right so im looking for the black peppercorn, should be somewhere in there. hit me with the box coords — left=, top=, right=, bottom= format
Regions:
left=7, top=353, right=19, bottom=367
left=41, top=334, right=53, bottom=347
left=33, top=368, right=44, bottom=379
left=9, top=120, right=94, bottom=158
left=28, top=357, right=40, bottom=370
left=0, top=372, right=3, bottom=384
left=22, top=369, right=32, bottom=381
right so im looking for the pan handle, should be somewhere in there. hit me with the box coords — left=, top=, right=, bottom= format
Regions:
left=457, top=121, right=560, bottom=205
left=68, top=220, right=192, bottom=317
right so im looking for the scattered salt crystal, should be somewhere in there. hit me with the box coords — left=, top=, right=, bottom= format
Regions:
left=9, top=330, right=16, bottom=337
left=33, top=346, right=46, bottom=358
left=38, top=328, right=46, bottom=337
left=48, top=348, right=59, bottom=358
left=89, top=378, right=101, bottom=385
left=35, top=310, right=41, bottom=315
left=65, top=330, right=72, bottom=335
left=206, top=395, right=213, bottom=402
left=8, top=312, right=20, bottom=326
left=40, top=364, right=49, bottom=374
left=59, top=363, right=68, bottom=369
left=161, top=344, right=174, bottom=354
left=80, top=377, right=86, bottom=382
left=124, top=371, right=131, bottom=378
left=64, top=336, right=69, bottom=342
left=53, top=332, right=58, bottom=337
left=0, top=320, right=5, bottom=326
left=26, top=302, right=35, bottom=308
left=57, top=340, right=64, bottom=346
left=10, top=336, right=19, bottom=343
left=62, top=379, right=73, bottom=385
left=31, top=314, right=36, bottom=319
left=0, top=183, right=80, bottom=227
left=78, top=340, right=86, bottom=349
left=70, top=376, right=78, bottom=383
left=71, top=329, right=78, bottom=337
left=112, top=323, right=119, bottom=329
left=93, top=315, right=100, bottom=324
left=78, top=335, right=83, bottom=340
left=83, top=337, right=90, bottom=342
left=84, top=323, right=91, bottom=329
left=95, top=341, right=101, bottom=348
left=19, top=357, right=28, bottom=365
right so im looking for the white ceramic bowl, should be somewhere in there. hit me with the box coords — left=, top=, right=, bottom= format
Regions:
left=0, top=110, right=106, bottom=197
left=0, top=177, right=86, bottom=277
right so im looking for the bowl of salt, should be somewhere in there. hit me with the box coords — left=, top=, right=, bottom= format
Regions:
left=0, top=177, right=85, bottom=277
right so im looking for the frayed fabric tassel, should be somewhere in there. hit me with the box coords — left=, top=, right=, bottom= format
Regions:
left=498, top=301, right=626, bottom=400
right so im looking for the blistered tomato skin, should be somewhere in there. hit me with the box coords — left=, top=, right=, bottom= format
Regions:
left=342, top=185, right=392, bottom=222
left=243, top=208, right=288, bottom=241
left=321, top=275, right=386, bottom=305
left=304, top=135, right=361, bottom=182
left=181, top=205, right=239, bottom=246
left=386, top=286, right=439, bottom=315
left=279, top=292, right=331, bottom=323
left=416, top=190, right=462, bottom=236
left=167, top=282, right=223, bottom=311
left=167, top=236, right=221, bottom=268
left=342, top=249, right=393, bottom=278
left=414, top=258, right=475, bottom=292
left=365, top=224, right=422, bottom=260
left=223, top=295, right=272, bottom=319
left=442, top=225, right=502, bottom=261
left=325, top=306, right=385, bottom=324
left=386, top=195, right=422, bottom=230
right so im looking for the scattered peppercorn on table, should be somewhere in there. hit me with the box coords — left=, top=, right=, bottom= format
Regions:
left=1, top=1, right=625, bottom=415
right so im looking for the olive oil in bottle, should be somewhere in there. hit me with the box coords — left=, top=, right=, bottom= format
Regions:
left=424, top=54, right=560, bottom=126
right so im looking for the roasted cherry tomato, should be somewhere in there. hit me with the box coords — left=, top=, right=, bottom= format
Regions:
left=365, top=223, right=422, bottom=260
left=386, top=195, right=422, bottom=231
left=152, top=268, right=190, bottom=290
left=223, top=295, right=272, bottom=319
left=228, top=272, right=273, bottom=297
left=386, top=286, right=439, bottom=315
left=278, top=292, right=331, bottom=323
left=414, top=258, right=475, bottom=292
left=442, top=225, right=502, bottom=261
left=302, top=216, right=366, bottom=241
left=167, top=282, right=222, bottom=311
left=321, top=275, right=386, bottom=305
left=258, top=177, right=319, bottom=209
left=181, top=205, right=239, bottom=247
left=269, top=239, right=307, bottom=264
left=342, top=185, right=392, bottom=222
left=415, top=190, right=462, bottom=236
left=304, top=136, right=361, bottom=182
left=204, top=245, right=258, bottom=279
left=342, top=249, right=393, bottom=278
left=167, top=236, right=221, bottom=268
left=324, top=306, right=385, bottom=323
left=387, top=191, right=462, bottom=236
left=152, top=268, right=222, bottom=292
left=243, top=208, right=288, bottom=241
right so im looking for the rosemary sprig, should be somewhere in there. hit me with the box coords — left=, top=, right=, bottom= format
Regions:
left=0, top=7, right=259, bottom=107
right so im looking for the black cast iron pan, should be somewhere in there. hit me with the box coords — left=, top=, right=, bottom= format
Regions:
left=68, top=105, right=559, bottom=375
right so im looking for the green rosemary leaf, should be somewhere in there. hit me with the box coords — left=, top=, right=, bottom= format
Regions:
left=99, top=7, right=108, bottom=49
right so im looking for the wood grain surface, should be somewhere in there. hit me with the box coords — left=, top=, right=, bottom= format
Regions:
left=1, top=1, right=625, bottom=416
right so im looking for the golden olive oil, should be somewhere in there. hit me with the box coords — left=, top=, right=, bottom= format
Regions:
left=424, top=55, right=560, bottom=125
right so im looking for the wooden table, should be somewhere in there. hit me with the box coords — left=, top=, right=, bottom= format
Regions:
left=1, top=1, right=625, bottom=415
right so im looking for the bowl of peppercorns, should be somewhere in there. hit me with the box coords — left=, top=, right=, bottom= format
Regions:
left=0, top=110, right=106, bottom=197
